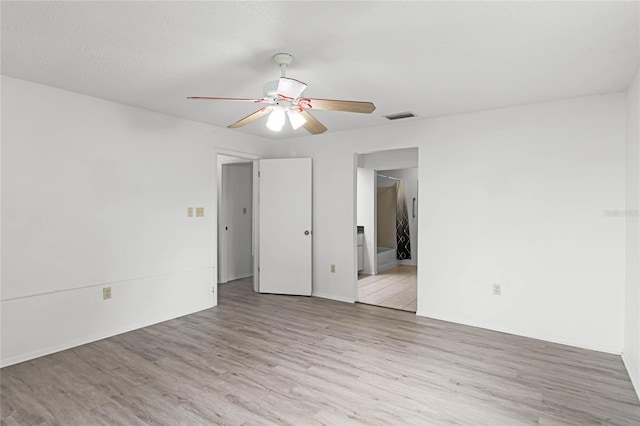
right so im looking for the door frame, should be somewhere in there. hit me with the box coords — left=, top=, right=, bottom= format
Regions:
left=215, top=149, right=262, bottom=301
left=219, top=160, right=253, bottom=284
left=352, top=154, right=360, bottom=302
left=352, top=148, right=420, bottom=312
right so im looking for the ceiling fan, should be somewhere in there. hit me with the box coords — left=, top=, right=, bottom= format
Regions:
left=188, top=53, right=376, bottom=135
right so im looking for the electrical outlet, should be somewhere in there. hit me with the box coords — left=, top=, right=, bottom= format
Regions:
left=492, top=283, right=501, bottom=296
left=330, top=264, right=336, bottom=273
left=196, top=207, right=204, bottom=217
left=103, top=287, right=112, bottom=300
left=187, top=207, right=193, bottom=217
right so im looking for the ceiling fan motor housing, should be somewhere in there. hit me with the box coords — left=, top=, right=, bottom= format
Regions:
left=263, top=80, right=279, bottom=99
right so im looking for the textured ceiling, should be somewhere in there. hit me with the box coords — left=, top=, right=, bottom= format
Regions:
left=2, top=1, right=639, bottom=139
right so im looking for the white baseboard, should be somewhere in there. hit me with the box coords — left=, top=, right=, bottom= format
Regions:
left=416, top=310, right=621, bottom=355
left=622, top=353, right=640, bottom=401
left=312, top=292, right=355, bottom=304
left=377, top=261, right=400, bottom=273
left=224, top=272, right=253, bottom=282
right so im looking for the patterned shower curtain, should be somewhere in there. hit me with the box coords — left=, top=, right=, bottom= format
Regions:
left=395, top=180, right=411, bottom=260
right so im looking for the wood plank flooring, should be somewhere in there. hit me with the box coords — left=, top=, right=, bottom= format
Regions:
left=2, top=277, right=639, bottom=425
left=358, top=265, right=417, bottom=311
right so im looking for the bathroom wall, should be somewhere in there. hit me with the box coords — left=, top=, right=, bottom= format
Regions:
left=376, top=184, right=397, bottom=249
left=379, top=168, right=419, bottom=266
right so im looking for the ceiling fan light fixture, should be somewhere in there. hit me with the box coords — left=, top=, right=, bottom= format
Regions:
left=287, top=109, right=307, bottom=130
left=189, top=53, right=375, bottom=135
left=266, top=105, right=286, bottom=131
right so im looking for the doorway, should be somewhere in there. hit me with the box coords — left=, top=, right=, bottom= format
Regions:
left=219, top=160, right=253, bottom=283
left=217, top=153, right=258, bottom=297
left=355, top=149, right=418, bottom=313
left=216, top=153, right=313, bottom=300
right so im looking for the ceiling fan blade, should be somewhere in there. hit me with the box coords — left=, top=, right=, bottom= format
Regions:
left=187, top=97, right=267, bottom=103
left=299, top=98, right=375, bottom=114
left=228, top=107, right=271, bottom=129
left=298, top=110, right=327, bottom=135
left=277, top=77, right=307, bottom=100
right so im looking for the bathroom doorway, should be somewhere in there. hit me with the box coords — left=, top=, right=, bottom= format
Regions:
left=355, top=149, right=418, bottom=312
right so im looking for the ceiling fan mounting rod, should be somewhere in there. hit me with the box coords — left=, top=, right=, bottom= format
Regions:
left=273, top=52, right=293, bottom=77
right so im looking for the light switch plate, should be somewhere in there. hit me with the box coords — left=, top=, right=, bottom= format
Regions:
left=103, top=287, right=112, bottom=300
left=188, top=207, right=193, bottom=217
left=196, top=207, right=204, bottom=217
left=243, top=207, right=247, bottom=215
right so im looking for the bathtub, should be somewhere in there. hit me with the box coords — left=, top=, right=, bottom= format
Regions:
left=377, top=246, right=399, bottom=273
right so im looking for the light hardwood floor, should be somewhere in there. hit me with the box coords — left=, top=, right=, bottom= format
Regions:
left=2, top=277, right=639, bottom=425
left=358, top=265, right=417, bottom=312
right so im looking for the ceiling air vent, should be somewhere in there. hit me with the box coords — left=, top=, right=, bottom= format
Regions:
left=384, top=111, right=416, bottom=121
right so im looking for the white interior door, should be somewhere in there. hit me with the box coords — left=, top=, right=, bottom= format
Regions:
left=258, top=158, right=312, bottom=295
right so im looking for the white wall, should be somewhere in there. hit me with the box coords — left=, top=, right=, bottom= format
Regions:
left=1, top=75, right=630, bottom=366
left=358, top=147, right=419, bottom=170
left=0, top=76, right=274, bottom=366
left=279, top=93, right=627, bottom=353
left=624, top=68, right=640, bottom=396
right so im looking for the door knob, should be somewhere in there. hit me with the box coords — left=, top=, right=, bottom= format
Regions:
left=304, top=230, right=310, bottom=235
